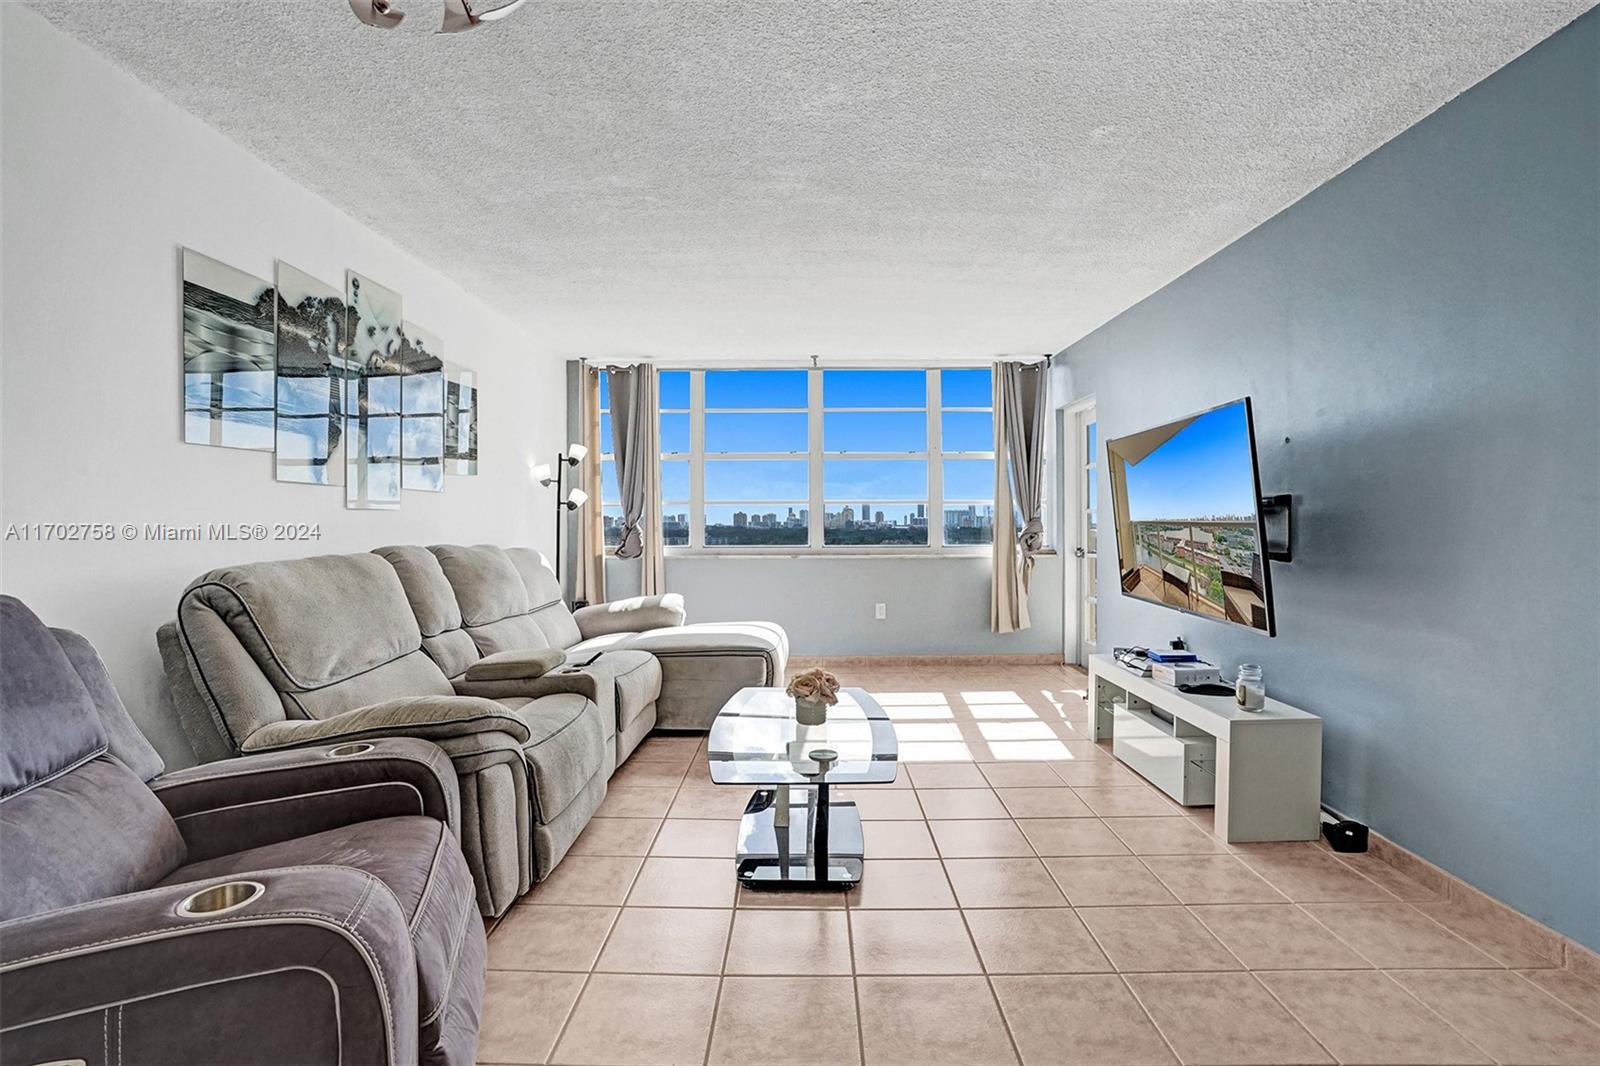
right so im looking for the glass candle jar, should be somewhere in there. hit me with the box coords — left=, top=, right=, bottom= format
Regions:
left=1235, top=664, right=1265, bottom=711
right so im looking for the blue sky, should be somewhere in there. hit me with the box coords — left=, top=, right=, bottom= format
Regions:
left=1123, top=400, right=1258, bottom=521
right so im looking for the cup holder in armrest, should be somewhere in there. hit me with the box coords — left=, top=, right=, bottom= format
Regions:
left=177, top=880, right=265, bottom=917
left=326, top=742, right=375, bottom=758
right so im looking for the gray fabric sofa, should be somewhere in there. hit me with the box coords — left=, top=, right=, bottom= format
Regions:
left=0, top=595, right=485, bottom=1066
left=157, top=550, right=607, bottom=917
left=156, top=543, right=789, bottom=916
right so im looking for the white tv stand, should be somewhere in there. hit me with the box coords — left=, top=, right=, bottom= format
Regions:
left=1087, top=654, right=1323, bottom=843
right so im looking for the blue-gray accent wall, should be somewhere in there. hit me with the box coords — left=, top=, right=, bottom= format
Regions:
left=1061, top=11, right=1599, bottom=950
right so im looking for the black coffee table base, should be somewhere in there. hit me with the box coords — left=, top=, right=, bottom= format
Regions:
left=735, top=785, right=863, bottom=887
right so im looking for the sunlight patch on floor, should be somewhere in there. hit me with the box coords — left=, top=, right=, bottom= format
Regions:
left=882, top=704, right=956, bottom=721
left=891, top=722, right=965, bottom=742
left=896, top=740, right=976, bottom=763
left=977, top=721, right=1058, bottom=741
left=982, top=739, right=1075, bottom=761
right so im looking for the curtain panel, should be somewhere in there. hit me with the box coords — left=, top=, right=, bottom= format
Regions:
left=990, top=359, right=1049, bottom=633
left=571, top=361, right=606, bottom=606
left=607, top=364, right=666, bottom=595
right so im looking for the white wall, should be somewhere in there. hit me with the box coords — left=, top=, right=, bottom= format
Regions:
left=0, top=7, right=563, bottom=768
left=604, top=554, right=1064, bottom=657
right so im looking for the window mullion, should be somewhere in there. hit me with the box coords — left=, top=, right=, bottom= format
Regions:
left=928, top=368, right=943, bottom=550
left=807, top=369, right=823, bottom=549
left=689, top=370, right=706, bottom=549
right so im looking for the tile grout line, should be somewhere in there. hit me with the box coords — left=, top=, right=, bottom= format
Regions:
left=1114, top=971, right=1185, bottom=1066
left=1371, top=967, right=1504, bottom=1064
left=1241, top=968, right=1346, bottom=1064
left=846, top=891, right=867, bottom=1066
left=541, top=971, right=592, bottom=1066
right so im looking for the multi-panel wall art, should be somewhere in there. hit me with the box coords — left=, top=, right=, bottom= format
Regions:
left=344, top=271, right=404, bottom=510
left=444, top=363, right=480, bottom=476
left=399, top=322, right=446, bottom=492
left=180, top=248, right=480, bottom=508
left=274, top=263, right=346, bottom=485
left=182, top=249, right=276, bottom=451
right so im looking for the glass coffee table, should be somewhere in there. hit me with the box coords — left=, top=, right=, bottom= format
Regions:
left=707, top=686, right=897, bottom=887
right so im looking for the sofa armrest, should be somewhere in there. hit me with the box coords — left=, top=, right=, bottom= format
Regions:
left=237, top=694, right=532, bottom=753
left=152, top=737, right=460, bottom=861
left=0, top=866, right=418, bottom=1066
left=462, top=647, right=567, bottom=683
left=454, top=665, right=603, bottom=703
left=573, top=593, right=686, bottom=640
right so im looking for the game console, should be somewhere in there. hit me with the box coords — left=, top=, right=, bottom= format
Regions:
left=1151, top=660, right=1221, bottom=687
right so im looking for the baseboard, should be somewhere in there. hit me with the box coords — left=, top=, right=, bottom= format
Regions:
left=1357, top=826, right=1600, bottom=990
left=788, top=653, right=1067, bottom=667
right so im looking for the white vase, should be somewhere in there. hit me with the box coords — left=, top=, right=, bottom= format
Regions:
left=794, top=696, right=828, bottom=726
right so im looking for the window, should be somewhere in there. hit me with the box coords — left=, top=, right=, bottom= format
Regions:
left=939, top=368, right=996, bottom=545
left=659, top=371, right=690, bottom=545
left=597, top=366, right=1020, bottom=552
left=703, top=370, right=808, bottom=546
left=823, top=370, right=927, bottom=546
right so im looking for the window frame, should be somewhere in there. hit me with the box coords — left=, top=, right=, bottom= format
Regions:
left=601, top=365, right=1035, bottom=557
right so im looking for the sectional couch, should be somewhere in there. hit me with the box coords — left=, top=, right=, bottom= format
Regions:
left=157, top=544, right=787, bottom=915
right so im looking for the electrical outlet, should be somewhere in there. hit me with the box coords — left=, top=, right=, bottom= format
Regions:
left=874, top=602, right=887, bottom=620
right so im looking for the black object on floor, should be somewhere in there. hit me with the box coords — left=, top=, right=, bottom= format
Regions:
left=1322, top=819, right=1370, bottom=852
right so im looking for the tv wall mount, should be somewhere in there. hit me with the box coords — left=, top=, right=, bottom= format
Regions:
left=1259, top=494, right=1293, bottom=563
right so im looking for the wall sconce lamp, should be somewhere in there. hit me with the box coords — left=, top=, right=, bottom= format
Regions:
left=539, top=444, right=589, bottom=582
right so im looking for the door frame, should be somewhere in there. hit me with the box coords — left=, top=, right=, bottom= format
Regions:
left=1061, top=396, right=1097, bottom=665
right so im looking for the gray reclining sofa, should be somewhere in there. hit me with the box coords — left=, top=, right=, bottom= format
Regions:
left=157, top=544, right=787, bottom=916
left=0, top=595, right=485, bottom=1066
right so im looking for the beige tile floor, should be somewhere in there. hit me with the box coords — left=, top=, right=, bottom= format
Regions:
left=479, top=664, right=1600, bottom=1066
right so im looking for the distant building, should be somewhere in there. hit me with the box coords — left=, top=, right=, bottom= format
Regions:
left=875, top=510, right=884, bottom=524
left=733, top=511, right=747, bottom=527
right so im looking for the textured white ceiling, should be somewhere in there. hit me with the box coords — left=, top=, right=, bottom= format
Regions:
left=26, top=0, right=1595, bottom=361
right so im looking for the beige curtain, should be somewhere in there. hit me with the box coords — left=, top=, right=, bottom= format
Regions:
left=608, top=364, right=666, bottom=596
left=990, top=360, right=1049, bottom=632
left=571, top=361, right=606, bottom=606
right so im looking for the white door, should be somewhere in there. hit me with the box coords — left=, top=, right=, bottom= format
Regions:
left=1075, top=406, right=1098, bottom=662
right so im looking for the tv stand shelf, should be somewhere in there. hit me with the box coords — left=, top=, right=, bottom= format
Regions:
left=1088, top=654, right=1323, bottom=843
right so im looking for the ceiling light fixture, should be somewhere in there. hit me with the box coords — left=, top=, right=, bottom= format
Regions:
left=347, top=0, right=528, bottom=33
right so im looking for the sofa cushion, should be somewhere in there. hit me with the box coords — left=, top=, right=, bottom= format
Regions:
left=504, top=548, right=584, bottom=648
left=432, top=545, right=529, bottom=627
left=463, top=614, right=555, bottom=657
left=1, top=757, right=188, bottom=921
left=572, top=620, right=788, bottom=662
left=182, top=554, right=423, bottom=690
left=160, top=814, right=481, bottom=1056
left=573, top=594, right=687, bottom=640
left=512, top=693, right=606, bottom=823
left=0, top=596, right=107, bottom=798
left=584, top=649, right=662, bottom=732
left=51, top=626, right=165, bottom=783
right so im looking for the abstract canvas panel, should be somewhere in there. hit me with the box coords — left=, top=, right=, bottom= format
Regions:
left=344, top=271, right=404, bottom=509
left=444, top=362, right=480, bottom=476
left=181, top=248, right=275, bottom=450
left=399, top=321, right=446, bottom=492
left=274, top=263, right=346, bottom=485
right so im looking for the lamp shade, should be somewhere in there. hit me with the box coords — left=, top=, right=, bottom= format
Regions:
left=532, top=463, right=553, bottom=485
left=566, top=443, right=589, bottom=463
left=566, top=488, right=590, bottom=509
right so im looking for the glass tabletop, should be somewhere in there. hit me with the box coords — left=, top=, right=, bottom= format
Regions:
left=707, top=687, right=899, bottom=785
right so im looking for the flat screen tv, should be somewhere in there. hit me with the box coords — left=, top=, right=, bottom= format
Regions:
left=1104, top=397, right=1276, bottom=636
